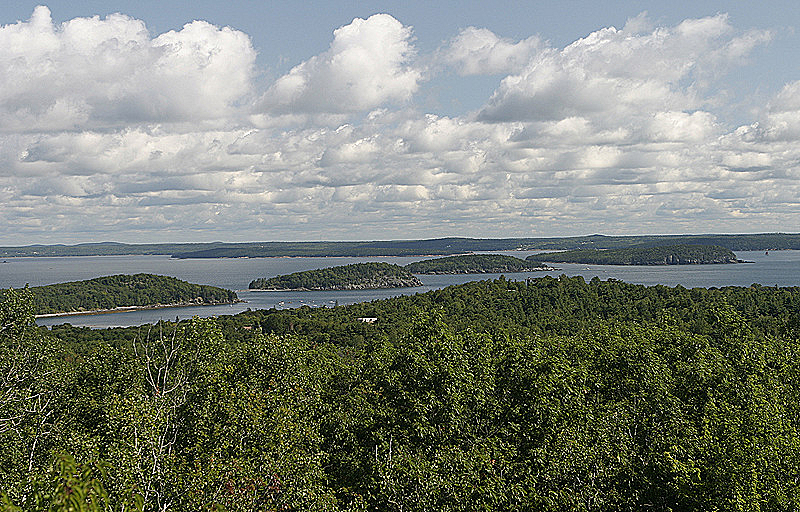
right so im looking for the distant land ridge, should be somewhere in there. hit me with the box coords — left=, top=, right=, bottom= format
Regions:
left=2, top=233, right=799, bottom=258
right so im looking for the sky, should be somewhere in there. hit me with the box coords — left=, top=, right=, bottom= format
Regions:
left=2, top=2, right=800, bottom=244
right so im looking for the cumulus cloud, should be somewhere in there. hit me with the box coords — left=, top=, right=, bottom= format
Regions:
left=731, top=81, right=800, bottom=141
left=0, top=6, right=256, bottom=131
left=478, top=14, right=771, bottom=123
left=264, top=14, right=421, bottom=114
left=645, top=111, right=719, bottom=143
left=440, top=27, right=542, bottom=75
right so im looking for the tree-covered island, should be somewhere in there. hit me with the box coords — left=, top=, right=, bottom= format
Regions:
left=29, top=273, right=239, bottom=316
left=249, top=262, right=423, bottom=290
left=405, top=254, right=555, bottom=274
left=528, top=244, right=742, bottom=265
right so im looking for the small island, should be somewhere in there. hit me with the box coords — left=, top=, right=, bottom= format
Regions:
left=30, top=273, right=239, bottom=316
left=527, top=244, right=743, bottom=265
left=405, top=254, right=555, bottom=274
left=249, top=262, right=423, bottom=290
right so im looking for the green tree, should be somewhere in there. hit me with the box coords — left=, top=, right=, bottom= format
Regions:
left=1, top=453, right=143, bottom=512
left=0, top=288, right=64, bottom=497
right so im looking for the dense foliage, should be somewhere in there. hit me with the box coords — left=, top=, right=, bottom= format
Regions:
left=529, top=244, right=740, bottom=265
left=404, top=254, right=551, bottom=274
left=27, top=274, right=238, bottom=315
left=249, top=262, right=422, bottom=290
left=5, top=276, right=800, bottom=510
left=3, top=232, right=799, bottom=258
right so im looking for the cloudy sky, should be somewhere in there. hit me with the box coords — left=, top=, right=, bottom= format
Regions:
left=2, top=1, right=799, bottom=244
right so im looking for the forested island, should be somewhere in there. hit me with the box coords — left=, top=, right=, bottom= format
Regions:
left=3, top=232, right=800, bottom=258
left=29, top=273, right=239, bottom=316
left=249, top=262, right=422, bottom=290
left=528, top=244, right=741, bottom=265
left=6, top=275, right=800, bottom=510
left=405, top=254, right=554, bottom=274
left=249, top=256, right=552, bottom=290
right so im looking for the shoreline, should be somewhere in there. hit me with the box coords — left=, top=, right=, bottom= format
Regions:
left=35, top=300, right=244, bottom=319
left=530, top=261, right=743, bottom=266
left=412, top=267, right=558, bottom=275
left=247, top=285, right=421, bottom=292
left=172, top=252, right=472, bottom=260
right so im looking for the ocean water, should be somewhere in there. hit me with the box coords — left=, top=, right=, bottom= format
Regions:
left=0, top=250, right=796, bottom=328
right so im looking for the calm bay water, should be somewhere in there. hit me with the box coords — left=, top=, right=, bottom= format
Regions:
left=0, top=250, right=796, bottom=328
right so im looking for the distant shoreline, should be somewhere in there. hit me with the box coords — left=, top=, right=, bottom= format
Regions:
left=35, top=300, right=243, bottom=319
left=5, top=234, right=800, bottom=259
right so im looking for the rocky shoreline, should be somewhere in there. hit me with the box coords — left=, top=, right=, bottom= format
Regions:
left=253, top=275, right=422, bottom=291
left=415, top=266, right=557, bottom=275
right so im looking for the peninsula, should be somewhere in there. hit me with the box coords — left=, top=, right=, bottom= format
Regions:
left=249, top=262, right=423, bottom=290
left=405, top=254, right=555, bottom=274
left=527, top=244, right=742, bottom=265
left=28, top=273, right=239, bottom=316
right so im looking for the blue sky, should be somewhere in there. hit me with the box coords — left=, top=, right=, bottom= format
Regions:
left=1, top=2, right=799, bottom=243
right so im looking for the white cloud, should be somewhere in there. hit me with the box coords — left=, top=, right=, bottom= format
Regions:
left=319, top=137, right=380, bottom=167
left=770, top=81, right=800, bottom=113
left=441, top=27, right=541, bottom=75
left=0, top=6, right=256, bottom=131
left=646, top=111, right=719, bottom=143
left=478, top=14, right=770, bottom=123
left=732, top=81, right=800, bottom=141
left=264, top=14, right=421, bottom=114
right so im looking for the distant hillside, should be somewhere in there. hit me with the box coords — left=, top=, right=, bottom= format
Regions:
left=249, top=262, right=422, bottom=290
left=3, top=233, right=799, bottom=258
left=173, top=238, right=517, bottom=258
left=0, top=242, right=225, bottom=257
left=405, top=254, right=553, bottom=274
left=528, top=245, right=741, bottom=265
left=28, top=274, right=239, bottom=315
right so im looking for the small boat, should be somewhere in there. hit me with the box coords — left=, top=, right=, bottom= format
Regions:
left=765, top=251, right=769, bottom=255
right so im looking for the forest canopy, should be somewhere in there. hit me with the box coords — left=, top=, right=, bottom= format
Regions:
left=5, top=276, right=800, bottom=510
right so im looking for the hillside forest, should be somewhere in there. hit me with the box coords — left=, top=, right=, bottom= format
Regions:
left=3, top=275, right=800, bottom=510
